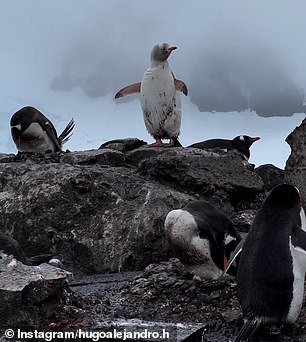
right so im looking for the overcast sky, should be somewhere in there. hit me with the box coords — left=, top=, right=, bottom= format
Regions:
left=0, top=1, right=306, bottom=167
left=2, top=1, right=306, bottom=100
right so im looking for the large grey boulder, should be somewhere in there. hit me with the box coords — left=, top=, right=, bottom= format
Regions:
left=0, top=253, right=71, bottom=327
left=285, top=117, right=306, bottom=196
left=0, top=142, right=264, bottom=276
left=255, top=164, right=285, bottom=191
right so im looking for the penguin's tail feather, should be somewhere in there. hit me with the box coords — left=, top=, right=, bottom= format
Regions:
left=234, top=318, right=261, bottom=342
left=58, top=118, right=75, bottom=146
left=173, top=138, right=182, bottom=147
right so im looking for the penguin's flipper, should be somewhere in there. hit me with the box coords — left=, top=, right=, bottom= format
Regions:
left=114, top=82, right=141, bottom=99
left=174, top=78, right=188, bottom=96
left=291, top=225, right=306, bottom=255
left=223, top=238, right=245, bottom=275
left=43, top=120, right=62, bottom=151
left=234, top=318, right=261, bottom=342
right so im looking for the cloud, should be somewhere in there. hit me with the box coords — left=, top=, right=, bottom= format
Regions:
left=1, top=0, right=306, bottom=116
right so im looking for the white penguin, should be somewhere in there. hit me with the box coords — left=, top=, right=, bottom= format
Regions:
left=115, top=43, right=187, bottom=147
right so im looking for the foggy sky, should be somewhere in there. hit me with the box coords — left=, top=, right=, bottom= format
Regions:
left=1, top=1, right=306, bottom=116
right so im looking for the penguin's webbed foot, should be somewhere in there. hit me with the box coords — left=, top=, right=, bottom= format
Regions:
left=148, top=137, right=164, bottom=147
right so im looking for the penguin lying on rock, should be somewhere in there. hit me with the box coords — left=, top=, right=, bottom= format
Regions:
left=164, top=200, right=241, bottom=280
left=188, top=135, right=260, bottom=160
left=0, top=231, right=55, bottom=266
left=234, top=184, right=306, bottom=342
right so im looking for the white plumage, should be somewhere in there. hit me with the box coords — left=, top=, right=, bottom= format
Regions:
left=140, top=53, right=181, bottom=143
left=115, top=43, right=187, bottom=147
left=288, top=207, right=306, bottom=322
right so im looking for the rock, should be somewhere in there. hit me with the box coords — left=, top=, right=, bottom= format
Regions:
left=99, top=138, right=147, bottom=152
left=61, top=148, right=125, bottom=166
left=255, top=164, right=285, bottom=191
left=1, top=128, right=303, bottom=338
left=285, top=117, right=306, bottom=196
left=0, top=231, right=54, bottom=266
left=60, top=259, right=306, bottom=342
left=0, top=151, right=194, bottom=276
left=0, top=231, right=27, bottom=263
left=232, top=209, right=257, bottom=233
left=137, top=148, right=264, bottom=210
left=0, top=142, right=265, bottom=277
left=0, top=253, right=72, bottom=327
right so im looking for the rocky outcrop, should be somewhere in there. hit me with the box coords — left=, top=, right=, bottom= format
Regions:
left=0, top=253, right=71, bottom=328
left=0, top=141, right=264, bottom=277
left=1, top=118, right=305, bottom=335
left=285, top=117, right=306, bottom=196
left=255, top=164, right=285, bottom=191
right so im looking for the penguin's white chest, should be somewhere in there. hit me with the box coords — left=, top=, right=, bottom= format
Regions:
left=140, top=64, right=181, bottom=138
left=287, top=209, right=306, bottom=323
left=287, top=242, right=306, bottom=323
left=164, top=209, right=223, bottom=280
left=19, top=122, right=56, bottom=153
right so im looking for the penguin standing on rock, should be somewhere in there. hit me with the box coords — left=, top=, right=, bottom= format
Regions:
left=115, top=43, right=188, bottom=147
left=234, top=184, right=306, bottom=342
left=10, top=106, right=75, bottom=153
left=164, top=200, right=241, bottom=280
left=188, top=135, right=260, bottom=160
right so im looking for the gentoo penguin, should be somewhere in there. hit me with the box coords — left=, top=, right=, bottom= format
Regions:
left=10, top=106, right=75, bottom=153
left=188, top=135, right=260, bottom=159
left=115, top=43, right=188, bottom=147
left=234, top=184, right=306, bottom=342
left=164, top=200, right=241, bottom=280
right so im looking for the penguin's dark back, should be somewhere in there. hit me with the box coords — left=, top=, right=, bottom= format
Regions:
left=183, top=200, right=241, bottom=270
left=183, top=200, right=238, bottom=238
left=237, top=184, right=301, bottom=320
left=188, top=139, right=233, bottom=150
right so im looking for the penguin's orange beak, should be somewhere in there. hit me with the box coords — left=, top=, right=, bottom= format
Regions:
left=167, top=46, right=177, bottom=52
left=250, top=136, right=260, bottom=142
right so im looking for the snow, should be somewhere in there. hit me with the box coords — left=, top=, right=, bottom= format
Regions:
left=0, top=85, right=304, bottom=169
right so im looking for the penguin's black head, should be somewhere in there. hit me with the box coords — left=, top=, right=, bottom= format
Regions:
left=10, top=106, right=39, bottom=131
left=233, top=135, right=261, bottom=147
left=266, top=183, right=301, bottom=208
left=232, top=135, right=260, bottom=159
left=151, top=43, right=177, bottom=63
left=10, top=106, right=40, bottom=147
